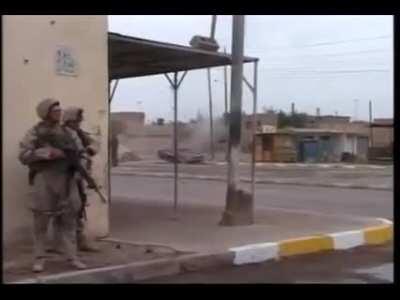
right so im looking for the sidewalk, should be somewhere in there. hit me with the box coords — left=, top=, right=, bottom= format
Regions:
left=108, top=197, right=383, bottom=253
left=3, top=230, right=186, bottom=283
left=7, top=197, right=392, bottom=283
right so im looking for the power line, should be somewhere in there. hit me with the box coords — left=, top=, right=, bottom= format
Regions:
left=295, top=35, right=392, bottom=48
left=259, top=68, right=390, bottom=74
left=246, top=35, right=392, bottom=52
left=247, top=48, right=390, bottom=57
left=259, top=71, right=390, bottom=80
left=259, top=65, right=390, bottom=71
left=310, top=49, right=391, bottom=58
left=259, top=64, right=391, bottom=70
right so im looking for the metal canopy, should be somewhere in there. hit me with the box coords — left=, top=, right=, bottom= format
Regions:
left=108, top=32, right=258, bottom=80
left=108, top=30, right=259, bottom=217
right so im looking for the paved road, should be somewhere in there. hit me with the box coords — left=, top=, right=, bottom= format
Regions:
left=138, top=243, right=393, bottom=284
left=110, top=174, right=393, bottom=284
left=111, top=175, right=393, bottom=219
left=114, top=161, right=393, bottom=190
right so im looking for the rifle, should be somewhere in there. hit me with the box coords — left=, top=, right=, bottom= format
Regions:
left=30, top=127, right=107, bottom=203
left=76, top=179, right=88, bottom=220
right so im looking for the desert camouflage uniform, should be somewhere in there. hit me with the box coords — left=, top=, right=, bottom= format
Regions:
left=51, top=106, right=100, bottom=252
left=18, top=98, right=86, bottom=271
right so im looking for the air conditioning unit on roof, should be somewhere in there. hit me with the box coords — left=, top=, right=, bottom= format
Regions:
left=262, top=125, right=277, bottom=133
left=189, top=35, right=220, bottom=52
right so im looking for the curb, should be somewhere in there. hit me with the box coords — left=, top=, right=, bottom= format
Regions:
left=230, top=218, right=393, bottom=265
left=11, top=218, right=393, bottom=283
left=111, top=171, right=392, bottom=191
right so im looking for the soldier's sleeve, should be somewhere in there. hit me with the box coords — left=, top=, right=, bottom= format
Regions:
left=85, top=132, right=100, bottom=155
left=66, top=128, right=85, bottom=153
left=18, top=127, right=51, bottom=165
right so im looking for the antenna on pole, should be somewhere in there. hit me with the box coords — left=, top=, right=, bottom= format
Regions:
left=353, top=99, right=359, bottom=121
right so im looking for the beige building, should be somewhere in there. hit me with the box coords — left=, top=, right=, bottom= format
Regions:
left=111, top=111, right=145, bottom=136
left=371, top=118, right=393, bottom=148
left=241, top=112, right=278, bottom=152
left=2, top=16, right=110, bottom=247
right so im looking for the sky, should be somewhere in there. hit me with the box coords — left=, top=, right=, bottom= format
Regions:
left=108, top=15, right=393, bottom=123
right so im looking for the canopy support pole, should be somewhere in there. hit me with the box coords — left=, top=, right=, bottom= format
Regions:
left=164, top=71, right=188, bottom=216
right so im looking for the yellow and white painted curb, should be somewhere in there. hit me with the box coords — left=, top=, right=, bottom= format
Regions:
left=229, top=218, right=393, bottom=265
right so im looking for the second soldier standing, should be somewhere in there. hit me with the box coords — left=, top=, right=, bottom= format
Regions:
left=52, top=106, right=100, bottom=252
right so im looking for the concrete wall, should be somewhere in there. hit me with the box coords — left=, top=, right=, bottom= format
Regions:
left=356, top=136, right=369, bottom=161
left=343, top=135, right=357, bottom=154
left=331, top=135, right=345, bottom=162
left=342, top=135, right=350, bottom=153
left=305, top=115, right=351, bottom=128
left=111, top=112, right=145, bottom=136
left=371, top=127, right=393, bottom=148
left=2, top=15, right=110, bottom=245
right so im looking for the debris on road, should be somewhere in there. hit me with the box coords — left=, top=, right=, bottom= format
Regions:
left=158, top=148, right=205, bottom=164
left=119, top=144, right=141, bottom=162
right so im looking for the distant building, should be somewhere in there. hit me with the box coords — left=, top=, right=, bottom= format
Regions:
left=242, top=112, right=278, bottom=131
left=241, top=112, right=278, bottom=152
left=305, top=115, right=351, bottom=129
left=111, top=111, right=145, bottom=135
left=371, top=118, right=393, bottom=148
left=305, top=114, right=370, bottom=140
left=254, top=132, right=297, bottom=162
left=369, top=118, right=393, bottom=160
left=255, top=128, right=369, bottom=163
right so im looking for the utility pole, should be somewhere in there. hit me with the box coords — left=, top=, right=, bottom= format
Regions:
left=210, top=15, right=217, bottom=41
left=369, top=100, right=374, bottom=147
left=224, top=47, right=229, bottom=161
left=224, top=47, right=229, bottom=116
left=207, top=68, right=215, bottom=160
left=207, top=15, right=217, bottom=160
left=220, top=15, right=253, bottom=226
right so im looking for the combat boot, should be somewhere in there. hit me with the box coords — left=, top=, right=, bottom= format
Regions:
left=77, top=234, right=100, bottom=252
left=68, top=258, right=87, bottom=270
left=46, top=246, right=64, bottom=255
left=32, top=258, right=45, bottom=273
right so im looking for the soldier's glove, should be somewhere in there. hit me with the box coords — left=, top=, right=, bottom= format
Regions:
left=86, top=146, right=96, bottom=156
